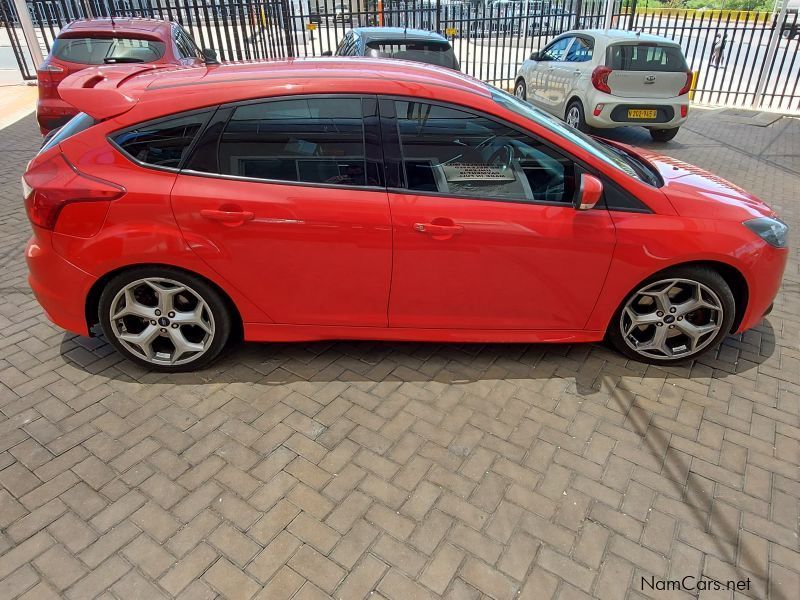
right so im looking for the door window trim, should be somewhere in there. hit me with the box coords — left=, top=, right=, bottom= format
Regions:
left=178, top=93, right=387, bottom=193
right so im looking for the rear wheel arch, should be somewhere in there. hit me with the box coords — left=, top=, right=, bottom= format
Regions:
left=85, top=264, right=243, bottom=339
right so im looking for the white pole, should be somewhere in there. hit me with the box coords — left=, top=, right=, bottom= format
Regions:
left=12, top=0, right=45, bottom=69
left=753, top=0, right=790, bottom=109
left=603, top=0, right=615, bottom=30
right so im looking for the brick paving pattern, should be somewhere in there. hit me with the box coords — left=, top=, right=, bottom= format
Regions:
left=0, top=109, right=798, bottom=600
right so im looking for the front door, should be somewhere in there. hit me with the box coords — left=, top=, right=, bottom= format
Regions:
left=532, top=36, right=574, bottom=114
left=171, top=96, right=392, bottom=326
left=382, top=99, right=616, bottom=331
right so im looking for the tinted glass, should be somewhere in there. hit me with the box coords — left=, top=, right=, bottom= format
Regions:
left=113, top=112, right=209, bottom=168
left=52, top=36, right=165, bottom=64
left=40, top=112, right=95, bottom=154
left=565, top=37, right=593, bottom=62
left=540, top=37, right=571, bottom=61
left=394, top=101, right=575, bottom=204
left=607, top=43, right=688, bottom=72
left=365, top=40, right=459, bottom=69
left=218, top=98, right=370, bottom=186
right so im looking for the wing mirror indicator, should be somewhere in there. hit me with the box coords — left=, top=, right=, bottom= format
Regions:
left=575, top=173, right=603, bottom=211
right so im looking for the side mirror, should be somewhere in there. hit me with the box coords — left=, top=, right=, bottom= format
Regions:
left=321, top=50, right=333, bottom=56
left=202, top=48, right=219, bottom=65
left=529, top=51, right=541, bottom=61
left=575, top=173, right=603, bottom=210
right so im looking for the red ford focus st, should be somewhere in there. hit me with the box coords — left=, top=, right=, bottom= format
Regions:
left=23, top=59, right=787, bottom=371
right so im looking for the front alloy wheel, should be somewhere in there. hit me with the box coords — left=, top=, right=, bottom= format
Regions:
left=99, top=268, right=232, bottom=371
left=609, top=267, right=736, bottom=363
left=514, top=79, right=527, bottom=100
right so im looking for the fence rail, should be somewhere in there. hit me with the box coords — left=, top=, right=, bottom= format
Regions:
left=1, top=0, right=798, bottom=112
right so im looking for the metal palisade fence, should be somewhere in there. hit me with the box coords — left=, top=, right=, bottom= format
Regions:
left=1, top=0, right=798, bottom=112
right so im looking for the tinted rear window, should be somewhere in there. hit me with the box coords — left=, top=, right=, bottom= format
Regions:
left=365, top=40, right=459, bottom=70
left=52, top=37, right=165, bottom=64
left=40, top=112, right=95, bottom=153
left=112, top=112, right=211, bottom=169
left=607, top=43, right=687, bottom=72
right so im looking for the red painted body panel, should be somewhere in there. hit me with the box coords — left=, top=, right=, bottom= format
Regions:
left=23, top=59, right=788, bottom=351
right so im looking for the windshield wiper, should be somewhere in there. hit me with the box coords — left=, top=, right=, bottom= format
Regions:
left=103, top=57, right=145, bottom=63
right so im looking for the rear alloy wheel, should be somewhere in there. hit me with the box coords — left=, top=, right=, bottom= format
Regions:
left=565, top=100, right=587, bottom=132
left=649, top=127, right=680, bottom=142
left=608, top=268, right=735, bottom=363
left=514, top=79, right=527, bottom=101
left=99, top=268, right=232, bottom=371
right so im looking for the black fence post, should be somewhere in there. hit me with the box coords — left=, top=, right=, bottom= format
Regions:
left=436, top=0, right=441, bottom=33
left=281, top=0, right=295, bottom=57
left=574, top=0, right=582, bottom=30
left=626, top=0, right=637, bottom=30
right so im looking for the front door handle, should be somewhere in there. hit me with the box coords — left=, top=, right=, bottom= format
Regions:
left=413, top=221, right=464, bottom=237
left=200, top=209, right=255, bottom=223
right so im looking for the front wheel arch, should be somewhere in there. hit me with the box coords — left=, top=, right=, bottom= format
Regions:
left=85, top=264, right=243, bottom=341
left=605, top=260, right=749, bottom=338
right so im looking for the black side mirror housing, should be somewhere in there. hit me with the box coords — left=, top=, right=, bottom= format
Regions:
left=530, top=51, right=541, bottom=61
left=202, top=48, right=219, bottom=65
left=321, top=50, right=333, bottom=56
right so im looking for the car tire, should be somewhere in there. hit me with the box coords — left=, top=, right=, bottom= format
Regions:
left=514, top=78, right=527, bottom=101
left=98, top=266, right=232, bottom=372
left=565, top=100, right=587, bottom=132
left=607, top=266, right=736, bottom=365
left=649, top=127, right=680, bottom=142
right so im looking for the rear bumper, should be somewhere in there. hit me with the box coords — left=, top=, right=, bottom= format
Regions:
left=584, top=92, right=689, bottom=129
left=37, top=98, right=77, bottom=134
left=26, top=228, right=94, bottom=336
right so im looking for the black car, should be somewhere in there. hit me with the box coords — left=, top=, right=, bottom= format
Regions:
left=325, top=27, right=460, bottom=71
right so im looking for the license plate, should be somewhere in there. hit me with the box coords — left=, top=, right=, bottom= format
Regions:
left=628, top=109, right=658, bottom=119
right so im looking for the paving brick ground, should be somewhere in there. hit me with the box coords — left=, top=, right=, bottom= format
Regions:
left=0, top=109, right=798, bottom=600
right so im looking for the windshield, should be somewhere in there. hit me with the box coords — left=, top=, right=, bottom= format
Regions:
left=491, top=87, right=646, bottom=182
left=366, top=40, right=459, bottom=70
left=52, top=36, right=165, bottom=64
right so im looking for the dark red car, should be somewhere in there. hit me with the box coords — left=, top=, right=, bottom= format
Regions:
left=23, top=60, right=787, bottom=371
left=37, top=18, right=208, bottom=134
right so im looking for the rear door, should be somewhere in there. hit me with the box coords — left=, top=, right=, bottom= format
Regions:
left=171, top=95, right=392, bottom=327
left=605, top=42, right=689, bottom=98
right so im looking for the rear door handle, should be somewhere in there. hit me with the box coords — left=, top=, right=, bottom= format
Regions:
left=200, top=209, right=255, bottom=223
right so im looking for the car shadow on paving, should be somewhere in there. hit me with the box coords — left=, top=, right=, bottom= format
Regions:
left=0, top=112, right=798, bottom=600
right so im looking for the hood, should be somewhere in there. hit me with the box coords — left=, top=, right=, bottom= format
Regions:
left=634, top=148, right=778, bottom=222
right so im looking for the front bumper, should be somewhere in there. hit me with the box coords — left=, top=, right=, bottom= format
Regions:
left=737, top=244, right=789, bottom=333
left=26, top=228, right=95, bottom=336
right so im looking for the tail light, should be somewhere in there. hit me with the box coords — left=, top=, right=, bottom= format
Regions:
left=23, top=153, right=124, bottom=230
left=679, top=70, right=693, bottom=96
left=593, top=103, right=604, bottom=117
left=591, top=66, right=612, bottom=94
left=37, top=62, right=68, bottom=99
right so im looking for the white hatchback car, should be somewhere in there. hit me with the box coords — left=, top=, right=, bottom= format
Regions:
left=514, top=29, right=692, bottom=141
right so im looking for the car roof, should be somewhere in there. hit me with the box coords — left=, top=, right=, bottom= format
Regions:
left=60, top=58, right=490, bottom=121
left=352, top=27, right=448, bottom=43
left=571, top=29, right=682, bottom=46
left=59, top=18, right=173, bottom=37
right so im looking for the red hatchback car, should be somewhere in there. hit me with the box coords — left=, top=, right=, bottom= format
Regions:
left=23, top=59, right=788, bottom=371
left=37, top=17, right=207, bottom=134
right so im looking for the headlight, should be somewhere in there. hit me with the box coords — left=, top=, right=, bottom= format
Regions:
left=743, top=217, right=788, bottom=248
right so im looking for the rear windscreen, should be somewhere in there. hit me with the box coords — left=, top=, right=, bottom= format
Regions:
left=607, top=44, right=688, bottom=72
left=52, top=37, right=165, bottom=64
left=365, top=40, right=459, bottom=70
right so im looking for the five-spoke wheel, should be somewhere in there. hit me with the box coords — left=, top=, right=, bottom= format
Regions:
left=608, top=267, right=735, bottom=363
left=99, top=268, right=232, bottom=371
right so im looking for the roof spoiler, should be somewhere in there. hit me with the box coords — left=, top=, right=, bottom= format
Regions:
left=58, top=64, right=167, bottom=120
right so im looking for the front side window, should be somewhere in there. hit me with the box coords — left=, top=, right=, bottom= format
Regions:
left=52, top=36, right=165, bottom=64
left=540, top=37, right=572, bottom=61
left=565, top=37, right=593, bottom=62
left=112, top=112, right=210, bottom=168
left=394, top=100, right=575, bottom=204
left=217, top=97, right=373, bottom=187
